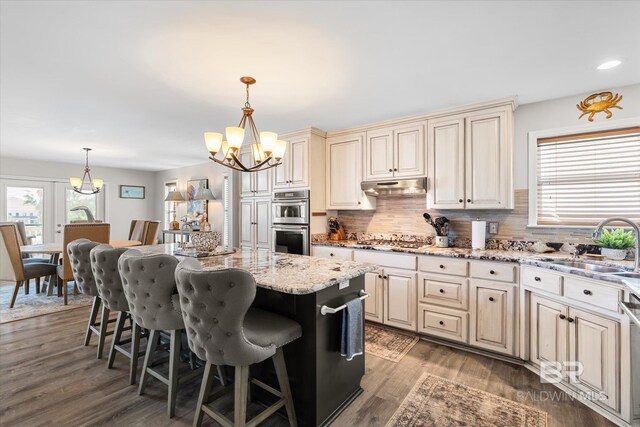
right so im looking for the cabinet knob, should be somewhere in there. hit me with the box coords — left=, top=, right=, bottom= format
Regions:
left=358, top=201, right=361, bottom=205
left=383, top=275, right=388, bottom=279
left=489, top=297, right=495, bottom=302
left=467, top=199, right=471, bottom=203
left=439, top=264, right=445, bottom=269
left=388, top=169, right=393, bottom=172
left=489, top=270, right=496, bottom=275
left=583, top=289, right=592, bottom=295
left=567, top=317, right=575, bottom=323
left=378, top=274, right=382, bottom=278
left=534, top=276, right=541, bottom=282
left=439, top=321, right=444, bottom=326
left=329, top=253, right=334, bottom=256
left=559, top=314, right=566, bottom=320
left=394, top=168, right=398, bottom=172
left=459, top=199, right=463, bottom=203
left=439, top=289, right=445, bottom=293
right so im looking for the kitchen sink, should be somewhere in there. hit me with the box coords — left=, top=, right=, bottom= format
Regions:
left=549, top=260, right=626, bottom=273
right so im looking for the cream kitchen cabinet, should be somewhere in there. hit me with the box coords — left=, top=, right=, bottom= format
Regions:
left=365, top=123, right=425, bottom=181
left=427, top=105, right=514, bottom=209
left=325, top=133, right=376, bottom=210
left=274, top=137, right=309, bottom=189
left=240, top=149, right=271, bottom=197
left=530, top=294, right=568, bottom=369
left=469, top=278, right=516, bottom=356
left=364, top=269, right=385, bottom=323
left=239, top=198, right=271, bottom=250
left=384, top=268, right=418, bottom=331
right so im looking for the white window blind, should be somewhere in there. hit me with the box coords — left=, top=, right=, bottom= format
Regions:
left=223, top=174, right=230, bottom=249
left=536, top=127, right=640, bottom=226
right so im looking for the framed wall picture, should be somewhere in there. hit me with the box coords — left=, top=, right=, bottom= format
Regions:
left=187, top=178, right=208, bottom=217
left=119, top=185, right=145, bottom=199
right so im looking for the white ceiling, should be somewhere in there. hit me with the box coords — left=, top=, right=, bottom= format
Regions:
left=1, top=1, right=639, bottom=171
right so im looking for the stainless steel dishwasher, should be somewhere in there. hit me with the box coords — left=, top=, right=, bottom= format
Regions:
left=620, top=293, right=640, bottom=421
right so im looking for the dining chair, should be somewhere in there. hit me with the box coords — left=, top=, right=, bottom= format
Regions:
left=142, top=221, right=160, bottom=245
left=57, top=223, right=110, bottom=305
left=0, top=224, right=57, bottom=308
left=128, top=220, right=146, bottom=243
left=118, top=249, right=202, bottom=417
left=67, top=238, right=115, bottom=359
left=0, top=221, right=52, bottom=291
left=175, top=258, right=301, bottom=427
left=91, top=244, right=145, bottom=384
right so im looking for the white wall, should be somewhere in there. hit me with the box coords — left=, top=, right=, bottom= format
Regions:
left=154, top=161, right=236, bottom=246
left=0, top=156, right=158, bottom=239
left=514, top=83, right=640, bottom=189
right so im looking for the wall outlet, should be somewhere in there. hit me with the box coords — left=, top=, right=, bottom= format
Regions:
left=488, top=222, right=499, bottom=234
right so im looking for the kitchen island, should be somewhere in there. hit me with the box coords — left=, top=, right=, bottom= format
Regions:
left=132, top=244, right=377, bottom=427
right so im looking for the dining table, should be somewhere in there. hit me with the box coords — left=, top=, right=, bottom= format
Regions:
left=20, top=240, right=142, bottom=298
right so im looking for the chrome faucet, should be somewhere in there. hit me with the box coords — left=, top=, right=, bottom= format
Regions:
left=592, top=217, right=640, bottom=272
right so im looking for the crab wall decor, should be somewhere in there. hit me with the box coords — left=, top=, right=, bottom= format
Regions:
left=577, top=91, right=623, bottom=121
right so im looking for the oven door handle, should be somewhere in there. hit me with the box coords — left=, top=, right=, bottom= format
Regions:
left=620, top=301, right=640, bottom=327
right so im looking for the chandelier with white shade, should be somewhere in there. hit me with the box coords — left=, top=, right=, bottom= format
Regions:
left=69, top=148, right=103, bottom=194
left=204, top=76, right=286, bottom=172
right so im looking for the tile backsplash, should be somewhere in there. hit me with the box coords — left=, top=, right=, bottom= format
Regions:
left=333, top=189, right=597, bottom=245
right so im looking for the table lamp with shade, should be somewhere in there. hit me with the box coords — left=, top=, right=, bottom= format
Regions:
left=164, top=191, right=185, bottom=230
left=194, top=188, right=217, bottom=231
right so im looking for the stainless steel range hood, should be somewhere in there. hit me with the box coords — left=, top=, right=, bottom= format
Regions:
left=360, top=178, right=428, bottom=197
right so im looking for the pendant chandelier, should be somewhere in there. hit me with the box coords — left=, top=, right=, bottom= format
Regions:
left=204, top=76, right=286, bottom=172
left=69, top=148, right=103, bottom=194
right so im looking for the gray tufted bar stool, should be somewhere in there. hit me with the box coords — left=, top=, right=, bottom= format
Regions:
left=118, top=249, right=203, bottom=418
left=175, top=258, right=302, bottom=427
left=67, top=238, right=116, bottom=359
left=91, top=244, right=146, bottom=385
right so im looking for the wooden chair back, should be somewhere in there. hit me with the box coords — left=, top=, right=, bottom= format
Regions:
left=143, top=221, right=160, bottom=245
left=0, top=224, right=25, bottom=283
left=128, top=220, right=146, bottom=242
left=0, top=221, right=28, bottom=245
left=61, top=223, right=110, bottom=281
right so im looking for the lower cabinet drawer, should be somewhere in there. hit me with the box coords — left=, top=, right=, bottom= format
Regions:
left=418, top=273, right=468, bottom=310
left=312, top=246, right=353, bottom=261
left=564, top=276, right=621, bottom=312
left=521, top=266, right=562, bottom=295
left=470, top=260, right=517, bottom=283
left=418, top=304, right=468, bottom=343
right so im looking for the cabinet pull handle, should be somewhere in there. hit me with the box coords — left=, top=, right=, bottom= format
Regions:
left=467, top=199, right=471, bottom=203
left=559, top=314, right=566, bottom=320
left=329, top=253, right=334, bottom=256
left=583, top=289, right=592, bottom=295
left=534, top=276, right=541, bottom=282
left=388, top=169, right=393, bottom=172
left=439, top=264, right=445, bottom=269
left=489, top=270, right=496, bottom=275
left=378, top=274, right=382, bottom=278
left=357, top=201, right=361, bottom=205
left=439, top=289, right=445, bottom=293
left=383, top=276, right=388, bottom=279
left=439, top=321, right=444, bottom=326
left=567, top=317, right=575, bottom=323
left=489, top=297, right=495, bottom=302
left=459, top=199, right=463, bottom=203
left=394, top=168, right=398, bottom=171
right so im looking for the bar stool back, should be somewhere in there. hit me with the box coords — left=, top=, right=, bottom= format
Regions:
left=175, top=257, right=301, bottom=427
left=67, top=238, right=113, bottom=359
left=118, top=249, right=200, bottom=417
left=91, top=244, right=143, bottom=384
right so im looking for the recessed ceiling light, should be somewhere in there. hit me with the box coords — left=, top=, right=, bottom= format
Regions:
left=597, top=60, right=621, bottom=70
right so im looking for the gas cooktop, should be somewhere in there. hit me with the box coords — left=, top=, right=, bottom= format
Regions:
left=355, top=240, right=426, bottom=250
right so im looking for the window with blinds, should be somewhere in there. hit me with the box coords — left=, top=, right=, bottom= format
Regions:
left=535, top=127, right=640, bottom=226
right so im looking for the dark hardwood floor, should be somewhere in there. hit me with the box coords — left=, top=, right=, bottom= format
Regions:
left=0, top=307, right=615, bottom=427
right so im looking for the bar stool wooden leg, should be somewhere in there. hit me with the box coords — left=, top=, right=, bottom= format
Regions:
left=96, top=304, right=110, bottom=359
left=139, top=329, right=159, bottom=396
left=107, top=311, right=127, bottom=368
left=9, top=280, right=22, bottom=308
left=84, top=297, right=100, bottom=346
left=193, top=363, right=216, bottom=427
left=24, top=279, right=30, bottom=295
left=168, top=329, right=182, bottom=418
left=35, top=277, right=41, bottom=293
left=234, top=365, right=249, bottom=427
left=130, top=320, right=141, bottom=385
left=273, top=347, right=298, bottom=427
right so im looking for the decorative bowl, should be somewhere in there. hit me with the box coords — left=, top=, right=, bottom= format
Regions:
left=190, top=231, right=220, bottom=251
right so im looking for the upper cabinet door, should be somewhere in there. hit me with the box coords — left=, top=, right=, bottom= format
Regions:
left=394, top=124, right=425, bottom=178
left=254, top=199, right=271, bottom=250
left=273, top=141, right=290, bottom=189
left=239, top=150, right=255, bottom=197
left=365, top=128, right=394, bottom=180
left=326, top=135, right=363, bottom=209
left=465, top=110, right=509, bottom=209
left=239, top=199, right=254, bottom=248
left=289, top=138, right=309, bottom=188
left=254, top=168, right=271, bottom=197
left=427, top=118, right=465, bottom=209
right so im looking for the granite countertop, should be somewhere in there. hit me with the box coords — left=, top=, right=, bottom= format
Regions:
left=131, top=244, right=377, bottom=295
left=312, top=240, right=638, bottom=295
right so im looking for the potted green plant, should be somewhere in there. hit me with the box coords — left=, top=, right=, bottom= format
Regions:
left=593, top=228, right=636, bottom=260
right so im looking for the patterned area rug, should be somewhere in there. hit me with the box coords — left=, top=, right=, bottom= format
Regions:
left=365, top=322, right=420, bottom=362
left=386, top=373, right=547, bottom=427
left=0, top=282, right=93, bottom=324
